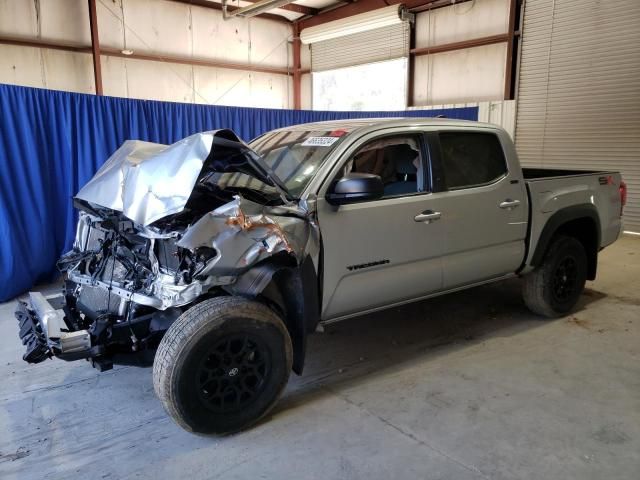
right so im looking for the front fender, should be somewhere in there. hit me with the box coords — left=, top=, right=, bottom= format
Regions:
left=227, top=254, right=320, bottom=375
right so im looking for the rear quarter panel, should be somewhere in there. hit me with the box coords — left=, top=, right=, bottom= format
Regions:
left=523, top=173, right=623, bottom=272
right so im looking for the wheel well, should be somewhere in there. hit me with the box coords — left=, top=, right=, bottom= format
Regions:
left=225, top=254, right=319, bottom=375
left=530, top=205, right=601, bottom=281
left=550, top=218, right=599, bottom=280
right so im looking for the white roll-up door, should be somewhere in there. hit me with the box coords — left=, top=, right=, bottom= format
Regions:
left=515, top=0, right=640, bottom=232
left=311, top=22, right=410, bottom=72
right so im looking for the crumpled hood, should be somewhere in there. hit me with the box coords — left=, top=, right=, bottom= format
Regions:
left=75, top=130, right=270, bottom=226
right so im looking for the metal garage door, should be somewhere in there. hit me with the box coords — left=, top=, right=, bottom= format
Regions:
left=515, top=0, right=640, bottom=232
left=311, top=22, right=410, bottom=72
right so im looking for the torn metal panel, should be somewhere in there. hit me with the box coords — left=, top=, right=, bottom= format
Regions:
left=75, top=129, right=285, bottom=227
left=61, top=196, right=317, bottom=312
left=177, top=196, right=310, bottom=274
left=76, top=134, right=215, bottom=226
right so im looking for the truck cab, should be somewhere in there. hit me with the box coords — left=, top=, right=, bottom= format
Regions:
left=307, top=119, right=529, bottom=320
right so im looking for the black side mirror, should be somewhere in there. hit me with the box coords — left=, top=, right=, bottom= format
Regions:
left=326, top=172, right=384, bottom=206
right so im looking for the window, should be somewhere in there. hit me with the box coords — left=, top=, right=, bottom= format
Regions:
left=212, top=129, right=350, bottom=200
left=337, top=135, right=424, bottom=198
left=312, top=58, right=408, bottom=111
left=439, top=132, right=507, bottom=189
left=207, top=130, right=352, bottom=203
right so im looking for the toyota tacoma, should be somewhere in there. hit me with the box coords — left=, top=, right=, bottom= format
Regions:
left=16, top=118, right=626, bottom=434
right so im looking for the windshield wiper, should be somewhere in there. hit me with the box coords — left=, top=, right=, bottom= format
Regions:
left=209, top=135, right=293, bottom=205
left=246, top=151, right=294, bottom=205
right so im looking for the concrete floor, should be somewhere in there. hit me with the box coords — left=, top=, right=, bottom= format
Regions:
left=1, top=235, right=638, bottom=480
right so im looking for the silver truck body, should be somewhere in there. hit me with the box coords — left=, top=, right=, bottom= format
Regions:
left=16, top=117, right=624, bottom=370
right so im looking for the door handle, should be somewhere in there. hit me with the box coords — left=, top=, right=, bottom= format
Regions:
left=499, top=199, right=521, bottom=209
left=414, top=210, right=442, bottom=223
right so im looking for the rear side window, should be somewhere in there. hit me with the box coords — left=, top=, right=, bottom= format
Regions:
left=439, top=132, right=507, bottom=189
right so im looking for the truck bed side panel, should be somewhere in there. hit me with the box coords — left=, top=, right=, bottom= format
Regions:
left=523, top=173, right=623, bottom=272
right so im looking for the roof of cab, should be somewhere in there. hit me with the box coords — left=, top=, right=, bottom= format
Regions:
left=270, top=117, right=499, bottom=136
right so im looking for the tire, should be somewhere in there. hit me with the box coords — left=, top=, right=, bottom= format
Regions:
left=153, top=296, right=292, bottom=434
left=523, top=235, right=588, bottom=318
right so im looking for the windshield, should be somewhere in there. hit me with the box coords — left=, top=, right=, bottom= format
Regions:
left=210, top=129, right=348, bottom=201
left=252, top=129, right=350, bottom=197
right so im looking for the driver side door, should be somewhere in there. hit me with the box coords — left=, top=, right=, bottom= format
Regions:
left=316, top=130, right=446, bottom=321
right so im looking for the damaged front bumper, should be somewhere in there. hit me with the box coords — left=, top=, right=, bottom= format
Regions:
left=16, top=292, right=97, bottom=364
left=66, top=270, right=234, bottom=311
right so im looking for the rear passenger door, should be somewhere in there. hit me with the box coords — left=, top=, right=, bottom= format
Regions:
left=433, top=130, right=527, bottom=289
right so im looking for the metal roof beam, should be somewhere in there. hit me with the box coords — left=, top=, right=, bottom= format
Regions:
left=168, top=0, right=291, bottom=23
left=242, top=0, right=318, bottom=16
left=299, top=0, right=473, bottom=30
left=0, top=36, right=292, bottom=76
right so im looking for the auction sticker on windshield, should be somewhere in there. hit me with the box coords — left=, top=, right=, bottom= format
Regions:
left=301, top=136, right=340, bottom=147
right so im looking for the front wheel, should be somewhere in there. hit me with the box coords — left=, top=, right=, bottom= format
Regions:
left=522, top=235, right=588, bottom=318
left=153, top=296, right=292, bottom=434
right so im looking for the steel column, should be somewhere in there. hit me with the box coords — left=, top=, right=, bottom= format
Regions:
left=504, top=0, right=518, bottom=99
left=407, top=21, right=416, bottom=107
left=292, top=22, right=302, bottom=109
left=88, top=0, right=103, bottom=95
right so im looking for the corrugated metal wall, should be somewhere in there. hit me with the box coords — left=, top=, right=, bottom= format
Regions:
left=515, top=0, right=640, bottom=231
left=310, top=23, right=409, bottom=72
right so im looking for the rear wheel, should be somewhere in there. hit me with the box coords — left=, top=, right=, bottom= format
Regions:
left=523, top=235, right=588, bottom=318
left=153, top=296, right=292, bottom=434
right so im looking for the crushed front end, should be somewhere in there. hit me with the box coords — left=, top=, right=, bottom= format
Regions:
left=15, top=129, right=315, bottom=371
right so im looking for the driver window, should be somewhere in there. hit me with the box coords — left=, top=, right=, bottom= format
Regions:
left=340, top=135, right=425, bottom=197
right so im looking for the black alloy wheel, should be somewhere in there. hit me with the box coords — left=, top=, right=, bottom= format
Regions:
left=153, top=296, right=292, bottom=434
left=551, top=256, right=579, bottom=303
left=523, top=235, right=588, bottom=318
left=197, top=334, right=271, bottom=413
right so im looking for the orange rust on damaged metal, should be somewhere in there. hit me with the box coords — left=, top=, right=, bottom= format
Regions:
left=245, top=221, right=294, bottom=253
left=225, top=209, right=293, bottom=253
left=225, top=210, right=247, bottom=228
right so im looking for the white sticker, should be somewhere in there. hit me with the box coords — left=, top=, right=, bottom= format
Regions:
left=301, top=136, right=340, bottom=147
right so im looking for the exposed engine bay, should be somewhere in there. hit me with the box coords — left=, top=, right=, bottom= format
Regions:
left=16, top=129, right=318, bottom=371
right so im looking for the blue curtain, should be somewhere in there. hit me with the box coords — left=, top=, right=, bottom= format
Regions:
left=0, top=83, right=478, bottom=301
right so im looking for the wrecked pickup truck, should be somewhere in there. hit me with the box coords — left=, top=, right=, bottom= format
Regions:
left=16, top=118, right=626, bottom=434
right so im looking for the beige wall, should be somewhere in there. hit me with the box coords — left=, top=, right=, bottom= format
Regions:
left=410, top=99, right=517, bottom=138
left=412, top=0, right=510, bottom=106
left=0, top=0, right=293, bottom=108
left=413, top=43, right=507, bottom=105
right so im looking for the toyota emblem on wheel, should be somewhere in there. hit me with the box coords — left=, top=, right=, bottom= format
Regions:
left=228, top=367, right=239, bottom=377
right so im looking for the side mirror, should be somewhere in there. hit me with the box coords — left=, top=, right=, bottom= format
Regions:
left=326, top=173, right=384, bottom=206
